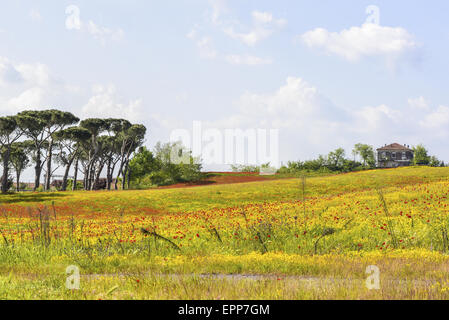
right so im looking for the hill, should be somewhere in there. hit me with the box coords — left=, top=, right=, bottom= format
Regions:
left=1, top=166, right=449, bottom=299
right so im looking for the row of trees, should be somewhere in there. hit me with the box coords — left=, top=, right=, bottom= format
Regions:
left=229, top=144, right=377, bottom=174
left=278, top=143, right=445, bottom=174
left=0, top=110, right=146, bottom=194
left=279, top=147, right=363, bottom=174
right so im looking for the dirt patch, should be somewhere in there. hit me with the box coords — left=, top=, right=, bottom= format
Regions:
left=157, top=172, right=275, bottom=190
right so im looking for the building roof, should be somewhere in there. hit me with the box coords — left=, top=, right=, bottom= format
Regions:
left=377, top=143, right=413, bottom=151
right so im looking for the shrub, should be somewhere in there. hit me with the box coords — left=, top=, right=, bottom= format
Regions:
left=149, top=171, right=177, bottom=186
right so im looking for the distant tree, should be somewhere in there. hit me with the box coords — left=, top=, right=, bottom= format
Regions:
left=0, top=116, right=23, bottom=193
left=128, top=147, right=160, bottom=187
left=429, top=155, right=442, bottom=167
left=179, top=159, right=203, bottom=183
left=353, top=143, right=375, bottom=168
left=327, top=148, right=346, bottom=171
left=342, top=159, right=362, bottom=172
left=150, top=141, right=202, bottom=186
left=285, top=160, right=304, bottom=172
left=9, top=142, right=31, bottom=192
left=231, top=164, right=260, bottom=173
left=304, top=155, right=327, bottom=171
left=413, top=144, right=430, bottom=165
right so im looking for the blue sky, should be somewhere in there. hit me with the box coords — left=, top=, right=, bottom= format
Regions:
left=0, top=1, right=448, bottom=178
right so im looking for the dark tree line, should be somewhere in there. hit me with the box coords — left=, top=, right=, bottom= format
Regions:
left=0, top=110, right=146, bottom=194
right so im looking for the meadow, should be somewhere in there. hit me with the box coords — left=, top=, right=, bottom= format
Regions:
left=2, top=166, right=449, bottom=299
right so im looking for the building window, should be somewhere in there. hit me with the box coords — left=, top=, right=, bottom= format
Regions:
left=392, top=152, right=396, bottom=159
left=402, top=152, right=406, bottom=160
left=381, top=152, right=386, bottom=159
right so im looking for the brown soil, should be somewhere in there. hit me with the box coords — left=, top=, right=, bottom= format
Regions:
left=157, top=172, right=275, bottom=190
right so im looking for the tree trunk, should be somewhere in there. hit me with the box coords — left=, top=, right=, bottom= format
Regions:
left=121, top=168, right=126, bottom=190
left=45, top=140, right=53, bottom=191
left=84, top=165, right=89, bottom=191
left=115, top=163, right=123, bottom=190
left=16, top=171, right=20, bottom=192
left=127, top=165, right=131, bottom=190
left=92, top=161, right=105, bottom=191
left=106, top=159, right=112, bottom=190
left=107, top=161, right=117, bottom=190
left=89, top=163, right=96, bottom=190
left=84, top=160, right=93, bottom=191
left=34, top=149, right=41, bottom=191
left=122, top=161, right=129, bottom=190
left=72, top=157, right=79, bottom=191
left=1, top=147, right=10, bottom=193
left=83, top=169, right=88, bottom=191
left=62, top=156, right=75, bottom=192
left=86, top=156, right=97, bottom=191
left=111, top=162, right=117, bottom=190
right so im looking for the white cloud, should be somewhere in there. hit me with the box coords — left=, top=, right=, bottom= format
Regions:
left=187, top=14, right=274, bottom=65
left=223, top=27, right=271, bottom=47
left=200, top=76, right=449, bottom=162
left=208, top=0, right=228, bottom=25
left=188, top=34, right=273, bottom=65
left=15, top=62, right=51, bottom=86
left=353, top=104, right=401, bottom=133
left=223, top=10, right=287, bottom=46
left=188, top=5, right=283, bottom=64
left=232, top=77, right=342, bottom=126
left=408, top=96, right=429, bottom=110
left=420, top=105, right=449, bottom=129
left=0, top=57, right=56, bottom=112
left=0, top=57, right=23, bottom=84
left=225, top=54, right=272, bottom=66
left=65, top=5, right=124, bottom=45
left=186, top=27, right=217, bottom=60
left=301, top=23, right=418, bottom=62
left=201, top=77, right=349, bottom=158
left=81, top=85, right=144, bottom=122
left=252, top=11, right=273, bottom=24
left=197, top=37, right=217, bottom=59
left=186, top=26, right=198, bottom=39
left=207, top=77, right=345, bottom=132
left=252, top=11, right=287, bottom=27
left=0, top=56, right=86, bottom=115
left=86, top=21, right=124, bottom=44
left=7, top=87, right=46, bottom=111
left=81, top=85, right=177, bottom=137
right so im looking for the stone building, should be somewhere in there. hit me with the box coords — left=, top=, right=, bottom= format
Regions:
left=377, top=143, right=414, bottom=168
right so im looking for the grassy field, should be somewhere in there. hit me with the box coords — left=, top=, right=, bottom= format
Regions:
left=1, top=166, right=449, bottom=299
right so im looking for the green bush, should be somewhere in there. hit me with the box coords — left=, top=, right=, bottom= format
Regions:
left=128, top=144, right=204, bottom=188
left=149, top=171, right=177, bottom=186
left=66, top=179, right=84, bottom=191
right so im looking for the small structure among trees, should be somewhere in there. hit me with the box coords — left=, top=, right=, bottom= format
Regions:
left=377, top=143, right=414, bottom=168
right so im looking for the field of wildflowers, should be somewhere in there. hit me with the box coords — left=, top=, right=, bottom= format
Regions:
left=1, top=166, right=449, bottom=299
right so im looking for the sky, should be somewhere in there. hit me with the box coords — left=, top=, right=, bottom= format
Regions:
left=0, top=1, right=448, bottom=179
